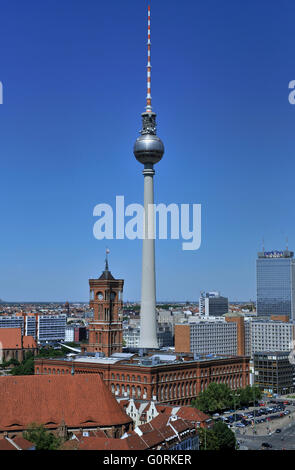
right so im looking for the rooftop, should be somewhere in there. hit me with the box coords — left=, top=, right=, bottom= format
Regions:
left=0, top=374, right=132, bottom=432
left=36, top=351, right=245, bottom=367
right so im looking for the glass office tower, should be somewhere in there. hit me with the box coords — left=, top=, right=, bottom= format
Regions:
left=256, top=250, right=295, bottom=319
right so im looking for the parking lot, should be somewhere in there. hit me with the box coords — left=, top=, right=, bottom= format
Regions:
left=214, top=399, right=295, bottom=438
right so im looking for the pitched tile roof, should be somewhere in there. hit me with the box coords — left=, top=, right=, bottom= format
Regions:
left=22, top=336, right=37, bottom=349
left=0, top=374, right=132, bottom=432
left=0, top=328, right=22, bottom=349
left=139, top=429, right=165, bottom=447
left=176, top=406, right=210, bottom=423
left=0, top=437, right=34, bottom=451
left=154, top=404, right=210, bottom=424
left=65, top=414, right=197, bottom=451
left=0, top=439, right=16, bottom=451
left=78, top=437, right=130, bottom=450
left=10, top=437, right=35, bottom=450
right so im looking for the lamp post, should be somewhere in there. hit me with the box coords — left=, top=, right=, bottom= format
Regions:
left=252, top=386, right=257, bottom=435
left=233, top=393, right=240, bottom=431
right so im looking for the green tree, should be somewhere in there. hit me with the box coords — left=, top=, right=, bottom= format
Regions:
left=238, top=385, right=261, bottom=406
left=198, top=427, right=219, bottom=450
left=36, top=347, right=65, bottom=359
left=193, top=383, right=233, bottom=414
left=0, top=358, right=20, bottom=368
left=198, top=422, right=236, bottom=451
left=211, top=421, right=236, bottom=450
left=11, top=351, right=35, bottom=375
left=23, top=424, right=62, bottom=450
left=193, top=383, right=262, bottom=414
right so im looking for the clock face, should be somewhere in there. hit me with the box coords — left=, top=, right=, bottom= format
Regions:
left=110, top=292, right=116, bottom=301
left=97, top=292, right=103, bottom=301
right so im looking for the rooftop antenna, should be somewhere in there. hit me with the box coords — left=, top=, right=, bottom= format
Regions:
left=262, top=237, right=265, bottom=252
left=286, top=237, right=289, bottom=251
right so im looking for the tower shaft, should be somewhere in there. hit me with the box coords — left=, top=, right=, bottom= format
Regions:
left=139, top=166, right=158, bottom=349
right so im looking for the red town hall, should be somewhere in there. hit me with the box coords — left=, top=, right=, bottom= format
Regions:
left=35, top=261, right=250, bottom=406
left=86, top=256, right=124, bottom=357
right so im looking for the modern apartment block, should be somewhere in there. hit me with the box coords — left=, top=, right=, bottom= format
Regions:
left=64, top=325, right=87, bottom=343
left=175, top=317, right=241, bottom=356
left=175, top=314, right=295, bottom=358
left=0, top=313, right=66, bottom=343
left=199, top=292, right=228, bottom=317
left=250, top=319, right=295, bottom=354
left=37, top=315, right=67, bottom=343
left=123, top=324, right=174, bottom=349
left=0, top=315, right=24, bottom=334
left=256, top=250, right=295, bottom=319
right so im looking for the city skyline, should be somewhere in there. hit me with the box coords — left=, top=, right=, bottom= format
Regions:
left=1, top=0, right=295, bottom=302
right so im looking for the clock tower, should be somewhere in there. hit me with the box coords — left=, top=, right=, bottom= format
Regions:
left=87, top=252, right=124, bottom=357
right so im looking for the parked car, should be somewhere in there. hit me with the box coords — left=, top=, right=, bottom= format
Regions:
left=261, top=442, right=272, bottom=448
left=275, top=429, right=282, bottom=433
left=235, top=423, right=245, bottom=428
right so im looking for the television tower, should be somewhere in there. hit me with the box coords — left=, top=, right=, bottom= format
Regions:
left=133, top=4, right=164, bottom=349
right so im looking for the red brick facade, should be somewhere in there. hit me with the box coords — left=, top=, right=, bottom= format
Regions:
left=86, top=267, right=124, bottom=357
left=35, top=355, right=250, bottom=406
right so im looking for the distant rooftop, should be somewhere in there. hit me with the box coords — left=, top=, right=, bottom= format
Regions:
left=37, top=350, right=240, bottom=367
left=257, top=250, right=294, bottom=259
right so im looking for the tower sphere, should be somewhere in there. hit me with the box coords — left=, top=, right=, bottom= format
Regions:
left=133, top=133, right=164, bottom=165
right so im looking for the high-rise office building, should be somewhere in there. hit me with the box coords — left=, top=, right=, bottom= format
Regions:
left=256, top=250, right=295, bottom=319
left=199, top=291, right=228, bottom=317
left=253, top=351, right=295, bottom=395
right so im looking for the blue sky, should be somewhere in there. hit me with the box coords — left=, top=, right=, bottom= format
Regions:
left=0, top=0, right=295, bottom=302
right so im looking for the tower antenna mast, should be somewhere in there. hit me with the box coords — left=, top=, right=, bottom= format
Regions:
left=146, top=5, right=152, bottom=112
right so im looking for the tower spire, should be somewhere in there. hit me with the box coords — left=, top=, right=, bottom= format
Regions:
left=105, top=248, right=110, bottom=271
left=146, top=5, right=152, bottom=113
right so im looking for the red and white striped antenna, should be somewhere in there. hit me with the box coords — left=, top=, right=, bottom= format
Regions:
left=146, top=4, right=152, bottom=113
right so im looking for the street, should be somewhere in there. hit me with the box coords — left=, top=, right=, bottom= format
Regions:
left=237, top=421, right=295, bottom=450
